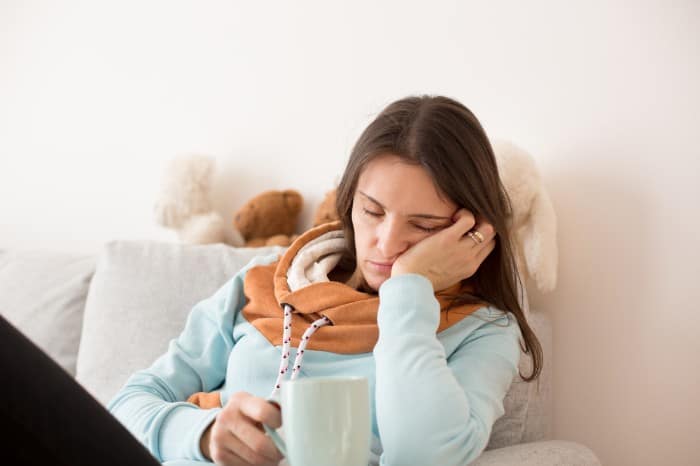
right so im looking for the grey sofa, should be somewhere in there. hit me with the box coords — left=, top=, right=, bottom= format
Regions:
left=0, top=241, right=601, bottom=465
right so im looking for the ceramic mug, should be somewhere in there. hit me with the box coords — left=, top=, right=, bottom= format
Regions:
left=264, top=376, right=371, bottom=466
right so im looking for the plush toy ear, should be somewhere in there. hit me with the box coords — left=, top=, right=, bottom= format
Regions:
left=519, top=185, right=558, bottom=293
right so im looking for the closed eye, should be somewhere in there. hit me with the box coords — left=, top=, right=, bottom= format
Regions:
left=414, top=224, right=440, bottom=233
left=363, top=208, right=382, bottom=217
left=364, top=208, right=442, bottom=233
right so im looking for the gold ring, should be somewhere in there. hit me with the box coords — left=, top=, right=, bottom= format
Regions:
left=472, top=230, right=485, bottom=243
left=467, top=231, right=480, bottom=246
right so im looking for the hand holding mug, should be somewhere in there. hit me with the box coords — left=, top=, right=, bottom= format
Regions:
left=200, top=391, right=283, bottom=466
left=263, top=376, right=371, bottom=466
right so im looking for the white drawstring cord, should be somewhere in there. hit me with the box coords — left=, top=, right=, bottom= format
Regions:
left=270, top=304, right=331, bottom=398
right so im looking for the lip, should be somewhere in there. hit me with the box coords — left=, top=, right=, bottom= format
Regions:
left=367, top=260, right=394, bottom=274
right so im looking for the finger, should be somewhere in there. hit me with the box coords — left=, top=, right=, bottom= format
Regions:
left=449, top=209, right=476, bottom=236
left=231, top=415, right=284, bottom=462
left=221, top=425, right=277, bottom=465
left=462, top=231, right=485, bottom=249
left=208, top=432, right=250, bottom=466
left=462, top=222, right=496, bottom=249
left=211, top=444, right=248, bottom=466
left=451, top=207, right=474, bottom=223
left=239, top=397, right=282, bottom=429
left=471, top=220, right=496, bottom=240
left=220, top=443, right=279, bottom=466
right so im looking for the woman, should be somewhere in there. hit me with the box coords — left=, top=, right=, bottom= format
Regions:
left=0, top=94, right=538, bottom=466
left=106, top=94, right=541, bottom=466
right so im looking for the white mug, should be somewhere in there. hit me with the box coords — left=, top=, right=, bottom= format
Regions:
left=264, top=376, right=371, bottom=466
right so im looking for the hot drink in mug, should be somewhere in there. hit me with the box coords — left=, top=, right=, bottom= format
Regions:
left=264, top=376, right=371, bottom=466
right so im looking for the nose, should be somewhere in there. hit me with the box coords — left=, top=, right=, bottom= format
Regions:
left=376, top=218, right=409, bottom=260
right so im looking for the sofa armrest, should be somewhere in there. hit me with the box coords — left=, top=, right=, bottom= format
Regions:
left=472, top=440, right=601, bottom=466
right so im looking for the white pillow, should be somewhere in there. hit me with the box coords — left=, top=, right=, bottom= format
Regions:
left=75, top=240, right=284, bottom=405
left=0, top=249, right=95, bottom=376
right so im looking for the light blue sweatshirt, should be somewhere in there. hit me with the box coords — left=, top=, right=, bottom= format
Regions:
left=108, top=252, right=522, bottom=465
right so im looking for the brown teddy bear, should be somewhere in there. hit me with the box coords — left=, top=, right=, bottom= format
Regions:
left=233, top=189, right=304, bottom=247
left=313, top=188, right=339, bottom=227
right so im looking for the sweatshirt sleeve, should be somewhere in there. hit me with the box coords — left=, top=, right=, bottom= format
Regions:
left=373, top=274, right=522, bottom=466
left=106, top=253, right=279, bottom=463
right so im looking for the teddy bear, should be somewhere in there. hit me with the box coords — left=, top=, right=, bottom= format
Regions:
left=491, top=139, right=558, bottom=294
left=313, top=188, right=339, bottom=227
left=233, top=189, right=304, bottom=247
left=153, top=155, right=244, bottom=246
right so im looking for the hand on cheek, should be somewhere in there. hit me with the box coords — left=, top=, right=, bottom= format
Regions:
left=390, top=209, right=497, bottom=292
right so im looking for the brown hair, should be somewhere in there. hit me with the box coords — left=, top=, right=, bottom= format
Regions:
left=336, top=95, right=542, bottom=382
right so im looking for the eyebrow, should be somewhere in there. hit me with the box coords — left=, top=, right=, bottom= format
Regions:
left=358, top=191, right=453, bottom=220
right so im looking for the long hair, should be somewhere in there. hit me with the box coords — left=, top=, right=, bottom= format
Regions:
left=336, top=95, right=542, bottom=382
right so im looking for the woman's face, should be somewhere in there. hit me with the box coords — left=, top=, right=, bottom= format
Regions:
left=351, top=154, right=458, bottom=291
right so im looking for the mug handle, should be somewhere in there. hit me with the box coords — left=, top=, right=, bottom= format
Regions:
left=263, top=398, right=287, bottom=457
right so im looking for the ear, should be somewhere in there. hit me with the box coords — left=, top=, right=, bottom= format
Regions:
left=520, top=186, right=558, bottom=293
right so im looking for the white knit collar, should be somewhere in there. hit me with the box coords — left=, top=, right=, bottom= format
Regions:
left=286, top=229, right=347, bottom=291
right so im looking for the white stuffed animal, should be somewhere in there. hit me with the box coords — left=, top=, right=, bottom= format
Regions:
left=492, top=140, right=558, bottom=293
left=153, top=155, right=244, bottom=246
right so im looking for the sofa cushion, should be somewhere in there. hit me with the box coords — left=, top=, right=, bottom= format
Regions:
left=0, top=249, right=95, bottom=376
left=75, top=240, right=284, bottom=405
left=487, top=310, right=552, bottom=449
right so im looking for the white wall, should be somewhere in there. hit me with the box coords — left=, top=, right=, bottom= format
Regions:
left=1, top=1, right=698, bottom=464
